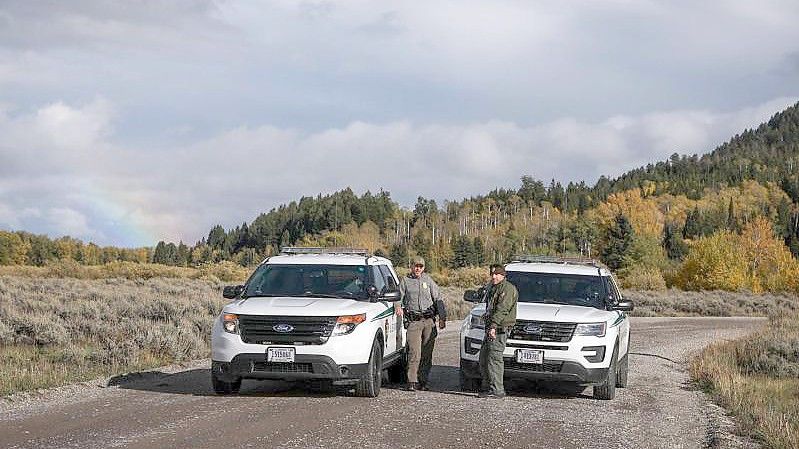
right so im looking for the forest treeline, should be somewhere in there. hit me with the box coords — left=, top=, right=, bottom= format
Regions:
left=3, top=101, right=799, bottom=292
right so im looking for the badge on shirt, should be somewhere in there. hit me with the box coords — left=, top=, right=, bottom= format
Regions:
left=422, top=282, right=428, bottom=289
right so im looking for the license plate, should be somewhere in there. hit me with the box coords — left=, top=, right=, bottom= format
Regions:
left=516, top=349, right=544, bottom=364
left=267, top=347, right=295, bottom=363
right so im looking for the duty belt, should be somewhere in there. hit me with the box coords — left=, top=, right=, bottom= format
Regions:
left=406, top=309, right=435, bottom=321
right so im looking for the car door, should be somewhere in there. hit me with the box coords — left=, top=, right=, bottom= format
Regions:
left=371, top=265, right=398, bottom=355
left=378, top=264, right=404, bottom=354
left=608, top=276, right=630, bottom=357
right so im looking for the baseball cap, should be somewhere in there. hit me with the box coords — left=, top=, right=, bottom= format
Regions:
left=411, top=256, right=425, bottom=266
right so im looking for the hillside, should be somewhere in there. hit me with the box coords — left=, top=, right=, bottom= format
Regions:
left=3, top=101, right=799, bottom=293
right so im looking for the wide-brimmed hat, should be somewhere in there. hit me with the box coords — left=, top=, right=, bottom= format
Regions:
left=489, top=264, right=506, bottom=275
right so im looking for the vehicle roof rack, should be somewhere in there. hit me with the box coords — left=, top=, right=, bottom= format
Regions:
left=510, top=255, right=608, bottom=269
left=280, top=246, right=370, bottom=256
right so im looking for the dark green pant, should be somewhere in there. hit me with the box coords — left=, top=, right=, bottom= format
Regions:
left=479, top=332, right=507, bottom=395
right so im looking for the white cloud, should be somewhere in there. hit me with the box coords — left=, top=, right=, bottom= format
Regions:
left=45, top=207, right=96, bottom=240
left=4, top=96, right=795, bottom=246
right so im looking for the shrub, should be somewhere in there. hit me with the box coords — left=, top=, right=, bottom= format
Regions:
left=0, top=320, right=14, bottom=344
left=619, top=266, right=667, bottom=291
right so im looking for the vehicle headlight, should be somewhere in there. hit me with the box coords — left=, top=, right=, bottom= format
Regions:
left=333, top=314, right=366, bottom=335
left=574, top=322, right=606, bottom=337
left=222, top=313, right=239, bottom=334
left=469, top=314, right=485, bottom=330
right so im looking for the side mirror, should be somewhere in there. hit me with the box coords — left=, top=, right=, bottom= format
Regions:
left=612, top=300, right=634, bottom=312
left=366, top=285, right=380, bottom=301
left=223, top=285, right=244, bottom=299
left=463, top=289, right=483, bottom=303
left=382, top=290, right=401, bottom=302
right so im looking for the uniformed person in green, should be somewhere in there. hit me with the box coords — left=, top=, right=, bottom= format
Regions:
left=478, top=264, right=518, bottom=398
left=398, top=256, right=446, bottom=391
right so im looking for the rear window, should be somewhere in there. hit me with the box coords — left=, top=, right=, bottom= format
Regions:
left=506, top=271, right=607, bottom=309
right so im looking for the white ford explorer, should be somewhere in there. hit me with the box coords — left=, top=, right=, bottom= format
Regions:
left=459, top=256, right=633, bottom=400
left=211, top=247, right=407, bottom=397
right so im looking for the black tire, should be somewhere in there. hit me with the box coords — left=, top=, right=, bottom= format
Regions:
left=355, top=339, right=383, bottom=397
left=459, top=359, right=480, bottom=392
left=387, top=347, right=408, bottom=384
left=460, top=370, right=480, bottom=392
left=212, top=372, right=241, bottom=395
left=616, top=354, right=629, bottom=388
left=594, top=345, right=618, bottom=400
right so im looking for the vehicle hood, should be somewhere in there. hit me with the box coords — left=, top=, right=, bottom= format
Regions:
left=223, top=296, right=369, bottom=316
left=516, top=302, right=613, bottom=323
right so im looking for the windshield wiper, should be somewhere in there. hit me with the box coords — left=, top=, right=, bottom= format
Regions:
left=301, top=293, right=343, bottom=298
left=539, top=299, right=571, bottom=305
left=240, top=293, right=280, bottom=299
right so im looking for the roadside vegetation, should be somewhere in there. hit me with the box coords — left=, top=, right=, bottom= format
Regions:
left=0, top=276, right=228, bottom=396
left=691, top=310, right=799, bottom=449
left=2, top=267, right=796, bottom=397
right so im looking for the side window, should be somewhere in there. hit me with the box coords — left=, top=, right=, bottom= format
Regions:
left=378, top=265, right=398, bottom=290
left=610, top=276, right=622, bottom=300
left=371, top=266, right=387, bottom=293
left=604, top=276, right=622, bottom=303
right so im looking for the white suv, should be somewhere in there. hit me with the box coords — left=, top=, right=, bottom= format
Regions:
left=459, top=257, right=633, bottom=400
left=211, top=248, right=407, bottom=397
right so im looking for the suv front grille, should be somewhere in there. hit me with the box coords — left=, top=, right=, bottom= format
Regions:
left=505, top=360, right=564, bottom=372
left=253, top=362, right=314, bottom=373
left=510, top=320, right=577, bottom=343
left=238, top=315, right=336, bottom=345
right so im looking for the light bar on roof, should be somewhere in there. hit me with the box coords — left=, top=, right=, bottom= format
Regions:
left=511, top=254, right=607, bottom=269
left=280, top=247, right=369, bottom=256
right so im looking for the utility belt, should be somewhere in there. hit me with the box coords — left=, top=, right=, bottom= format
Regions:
left=406, top=309, right=436, bottom=322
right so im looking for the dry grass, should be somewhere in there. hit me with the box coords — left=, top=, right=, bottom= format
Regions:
left=691, top=310, right=799, bottom=448
left=0, top=260, right=251, bottom=283
left=0, top=275, right=228, bottom=396
left=624, top=288, right=799, bottom=317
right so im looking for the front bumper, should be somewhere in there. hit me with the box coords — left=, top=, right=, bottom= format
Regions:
left=460, top=358, right=608, bottom=385
left=212, top=354, right=369, bottom=385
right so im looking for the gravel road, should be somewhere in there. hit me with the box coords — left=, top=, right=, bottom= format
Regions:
left=0, top=317, right=764, bottom=449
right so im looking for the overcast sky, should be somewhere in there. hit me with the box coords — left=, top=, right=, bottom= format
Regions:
left=1, top=1, right=798, bottom=247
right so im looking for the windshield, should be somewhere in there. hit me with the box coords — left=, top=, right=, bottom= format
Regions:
left=243, top=264, right=369, bottom=300
left=506, top=271, right=607, bottom=309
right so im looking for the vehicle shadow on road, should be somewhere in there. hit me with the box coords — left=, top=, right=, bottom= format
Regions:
left=421, top=365, right=591, bottom=399
left=109, top=369, right=341, bottom=398
left=109, top=368, right=410, bottom=398
left=108, top=368, right=215, bottom=396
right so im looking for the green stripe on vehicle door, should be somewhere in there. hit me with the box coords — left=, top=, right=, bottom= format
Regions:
left=371, top=307, right=395, bottom=321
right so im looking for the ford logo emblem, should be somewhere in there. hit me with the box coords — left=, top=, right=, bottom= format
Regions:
left=273, top=324, right=295, bottom=333
left=524, top=324, right=543, bottom=334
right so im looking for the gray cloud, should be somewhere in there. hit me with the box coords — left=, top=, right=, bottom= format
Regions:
left=1, top=1, right=798, bottom=246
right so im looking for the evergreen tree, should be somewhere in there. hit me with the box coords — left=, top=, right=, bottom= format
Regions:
left=389, top=243, right=408, bottom=269
left=472, top=237, right=486, bottom=266
left=207, top=225, right=226, bottom=250
left=663, top=222, right=688, bottom=260
left=450, top=236, right=471, bottom=268
left=601, top=213, right=634, bottom=270
left=683, top=207, right=702, bottom=239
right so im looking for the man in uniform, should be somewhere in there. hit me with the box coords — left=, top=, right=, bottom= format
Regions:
left=478, top=264, right=518, bottom=399
left=399, top=256, right=446, bottom=391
